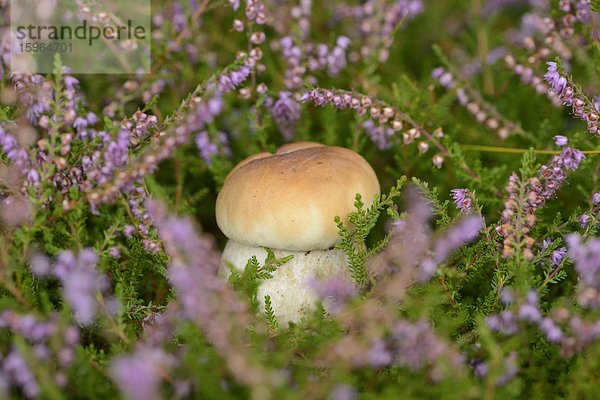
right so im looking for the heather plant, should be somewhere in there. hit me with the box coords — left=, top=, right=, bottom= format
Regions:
left=3, top=0, right=600, bottom=399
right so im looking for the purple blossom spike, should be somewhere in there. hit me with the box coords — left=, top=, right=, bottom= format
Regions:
left=450, top=188, right=473, bottom=213
left=566, top=234, right=600, bottom=288
left=330, top=385, right=357, bottom=400
left=487, top=311, right=518, bottom=335
left=419, top=215, right=484, bottom=281
left=308, top=275, right=357, bottom=314
left=551, top=247, right=567, bottom=266
left=540, top=318, right=563, bottom=343
left=111, top=346, right=176, bottom=400
left=391, top=319, right=448, bottom=370
left=518, top=290, right=541, bottom=322
left=2, top=349, right=39, bottom=398
left=195, top=131, right=219, bottom=165
left=270, top=92, right=301, bottom=140
left=363, top=119, right=394, bottom=150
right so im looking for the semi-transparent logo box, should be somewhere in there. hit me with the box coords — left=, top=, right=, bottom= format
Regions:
left=9, top=0, right=151, bottom=74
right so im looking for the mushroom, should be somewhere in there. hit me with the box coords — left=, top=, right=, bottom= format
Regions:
left=215, top=142, right=380, bottom=323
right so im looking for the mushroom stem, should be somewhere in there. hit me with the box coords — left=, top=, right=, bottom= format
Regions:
left=220, top=240, right=350, bottom=323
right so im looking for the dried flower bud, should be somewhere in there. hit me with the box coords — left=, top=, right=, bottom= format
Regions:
left=467, top=102, right=479, bottom=114
left=55, top=157, right=67, bottom=170
left=239, top=88, right=251, bottom=99
left=62, top=199, right=72, bottom=211
left=432, top=154, right=444, bottom=168
left=233, top=19, right=244, bottom=32
left=523, top=36, right=535, bottom=51
left=486, top=118, right=499, bottom=130
left=391, top=120, right=403, bottom=131
left=37, top=138, right=49, bottom=151
left=249, top=47, right=263, bottom=60
left=250, top=32, right=266, bottom=44
left=504, top=54, right=516, bottom=68
left=382, top=107, right=394, bottom=119
left=256, top=83, right=268, bottom=94
left=417, top=141, right=429, bottom=154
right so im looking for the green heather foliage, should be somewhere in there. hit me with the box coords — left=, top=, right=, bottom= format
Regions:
left=2, top=0, right=600, bottom=399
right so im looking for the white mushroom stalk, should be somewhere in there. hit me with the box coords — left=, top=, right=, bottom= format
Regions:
left=215, top=142, right=380, bottom=323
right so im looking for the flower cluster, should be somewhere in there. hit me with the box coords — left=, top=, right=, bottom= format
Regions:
left=302, top=88, right=443, bottom=163
left=544, top=61, right=600, bottom=136
left=432, top=67, right=521, bottom=139
left=30, top=249, right=118, bottom=326
left=488, top=279, right=600, bottom=357
left=145, top=200, right=275, bottom=388
left=450, top=188, right=473, bottom=213
left=335, top=0, right=423, bottom=63
left=498, top=144, right=585, bottom=259
left=0, top=311, right=80, bottom=396
left=503, top=54, right=561, bottom=106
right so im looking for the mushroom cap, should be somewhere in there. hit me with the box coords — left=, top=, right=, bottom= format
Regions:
left=215, top=142, right=380, bottom=251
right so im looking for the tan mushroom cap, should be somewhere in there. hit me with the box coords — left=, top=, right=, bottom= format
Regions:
left=215, top=142, right=380, bottom=251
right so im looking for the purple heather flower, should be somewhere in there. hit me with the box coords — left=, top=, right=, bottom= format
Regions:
left=2, top=349, right=39, bottom=398
left=518, top=290, right=541, bottom=322
left=111, top=346, right=175, bottom=400
left=64, top=75, right=79, bottom=91
left=29, top=252, right=50, bottom=276
left=487, top=311, right=518, bottom=335
left=471, top=359, right=489, bottom=378
left=309, top=275, right=357, bottom=314
left=61, top=249, right=108, bottom=325
left=363, top=119, right=394, bottom=150
left=419, top=215, right=484, bottom=281
left=566, top=234, right=600, bottom=288
left=500, top=288, right=515, bottom=305
left=541, top=238, right=553, bottom=250
left=580, top=213, right=591, bottom=229
left=0, top=126, right=30, bottom=170
left=218, top=65, right=252, bottom=93
left=73, top=117, right=88, bottom=129
left=46, top=249, right=113, bottom=326
left=367, top=339, right=393, bottom=367
left=109, top=247, right=121, bottom=259
left=540, top=317, right=563, bottom=343
left=270, top=92, right=301, bottom=140
left=559, top=147, right=585, bottom=170
left=330, top=385, right=357, bottom=400
left=554, top=135, right=568, bottom=146
left=551, top=247, right=567, bottom=266
left=593, top=192, right=600, bottom=204
left=87, top=112, right=99, bottom=125
left=496, top=352, right=518, bottom=386
left=450, top=188, right=473, bottom=213
left=327, top=42, right=349, bottom=75
left=124, top=225, right=135, bottom=238
left=544, top=62, right=567, bottom=95
left=195, top=131, right=219, bottom=165
left=0, top=311, right=55, bottom=342
left=390, top=319, right=448, bottom=370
